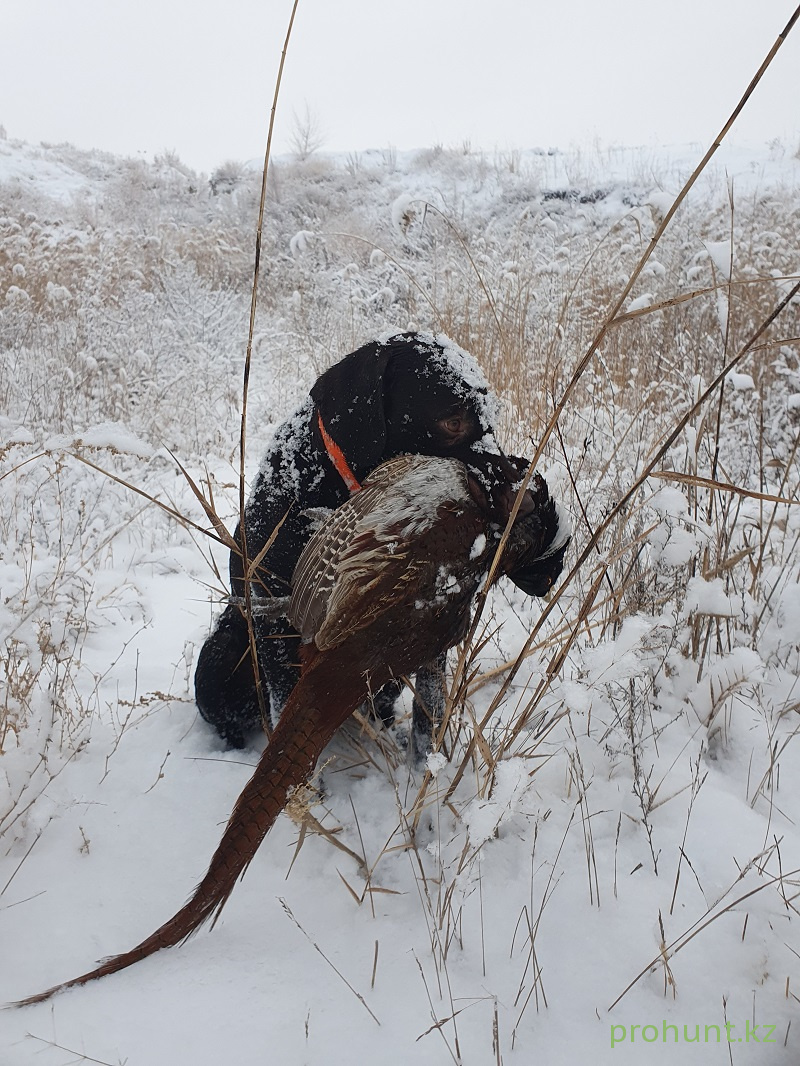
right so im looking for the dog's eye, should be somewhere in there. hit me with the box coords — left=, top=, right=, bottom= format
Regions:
left=443, top=416, right=464, bottom=433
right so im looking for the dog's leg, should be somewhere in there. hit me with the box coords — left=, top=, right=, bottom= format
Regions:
left=259, top=627, right=303, bottom=731
left=363, top=678, right=405, bottom=729
left=410, top=653, right=447, bottom=766
left=195, top=604, right=267, bottom=749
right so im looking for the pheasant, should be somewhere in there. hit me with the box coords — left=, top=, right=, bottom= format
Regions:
left=15, top=452, right=568, bottom=1006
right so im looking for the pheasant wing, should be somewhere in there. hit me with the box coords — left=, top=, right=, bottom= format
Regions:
left=290, top=455, right=472, bottom=652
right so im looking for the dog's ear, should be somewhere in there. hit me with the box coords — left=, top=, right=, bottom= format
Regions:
left=310, top=333, right=420, bottom=479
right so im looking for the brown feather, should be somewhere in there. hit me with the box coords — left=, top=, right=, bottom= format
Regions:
left=13, top=454, right=560, bottom=1007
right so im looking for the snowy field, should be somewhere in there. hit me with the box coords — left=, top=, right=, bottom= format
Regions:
left=1, top=133, right=800, bottom=1064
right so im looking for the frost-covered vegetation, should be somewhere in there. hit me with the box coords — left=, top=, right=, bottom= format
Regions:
left=1, top=135, right=799, bottom=1064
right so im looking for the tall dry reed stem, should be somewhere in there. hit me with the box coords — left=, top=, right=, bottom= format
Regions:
left=237, top=0, right=301, bottom=735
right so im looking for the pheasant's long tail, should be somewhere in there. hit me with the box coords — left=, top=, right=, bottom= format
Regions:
left=13, top=655, right=371, bottom=1007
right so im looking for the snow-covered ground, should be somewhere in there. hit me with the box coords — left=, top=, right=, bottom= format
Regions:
left=1, top=134, right=799, bottom=1064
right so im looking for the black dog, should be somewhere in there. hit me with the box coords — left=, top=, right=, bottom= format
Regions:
left=195, top=332, right=569, bottom=752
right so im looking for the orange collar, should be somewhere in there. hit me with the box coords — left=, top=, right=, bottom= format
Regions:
left=316, top=410, right=361, bottom=493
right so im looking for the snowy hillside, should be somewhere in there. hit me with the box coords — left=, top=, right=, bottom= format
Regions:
left=1, top=133, right=800, bottom=1064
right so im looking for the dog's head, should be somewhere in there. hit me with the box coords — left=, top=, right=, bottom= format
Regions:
left=310, top=332, right=500, bottom=480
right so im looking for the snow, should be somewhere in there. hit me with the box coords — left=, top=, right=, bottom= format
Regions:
left=425, top=751, right=448, bottom=776
left=0, top=141, right=93, bottom=203
left=1, top=133, right=800, bottom=1065
left=727, top=371, right=755, bottom=391
left=627, top=292, right=655, bottom=313
left=390, top=191, right=417, bottom=234
left=549, top=501, right=572, bottom=554
left=290, top=229, right=316, bottom=257
left=469, top=532, right=487, bottom=560
left=79, top=422, right=156, bottom=456
left=704, top=239, right=734, bottom=281
left=683, top=575, right=739, bottom=618
left=647, top=190, right=675, bottom=220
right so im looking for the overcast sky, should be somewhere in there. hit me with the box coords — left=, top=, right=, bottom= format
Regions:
left=2, top=0, right=799, bottom=173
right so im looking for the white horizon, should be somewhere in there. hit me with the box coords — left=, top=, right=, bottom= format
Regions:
left=3, top=0, right=799, bottom=173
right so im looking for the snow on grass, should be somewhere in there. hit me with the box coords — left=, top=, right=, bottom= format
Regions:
left=1, top=135, right=799, bottom=1065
